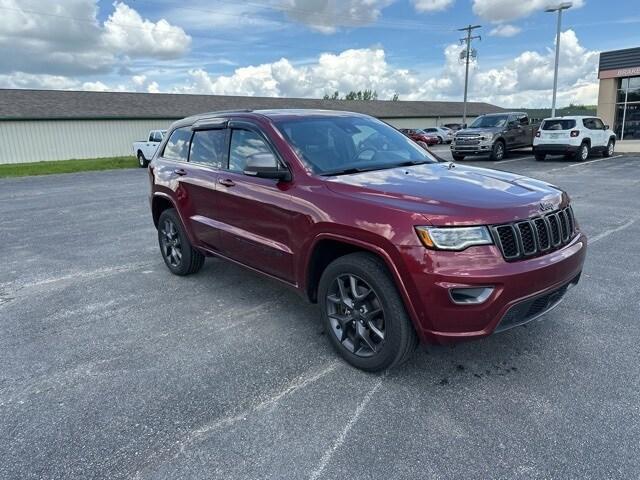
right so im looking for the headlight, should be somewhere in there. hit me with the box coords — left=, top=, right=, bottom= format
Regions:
left=415, top=226, right=493, bottom=251
left=482, top=133, right=494, bottom=141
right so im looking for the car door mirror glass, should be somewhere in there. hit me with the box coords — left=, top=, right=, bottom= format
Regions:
left=243, top=153, right=290, bottom=181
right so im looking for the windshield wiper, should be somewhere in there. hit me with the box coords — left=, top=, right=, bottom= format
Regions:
left=321, top=160, right=430, bottom=177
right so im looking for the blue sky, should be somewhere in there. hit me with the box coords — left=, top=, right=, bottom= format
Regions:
left=1, top=0, right=639, bottom=107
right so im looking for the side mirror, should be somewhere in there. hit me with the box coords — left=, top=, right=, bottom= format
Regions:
left=243, top=153, right=291, bottom=181
left=462, top=123, right=467, bottom=129
left=604, top=124, right=609, bottom=130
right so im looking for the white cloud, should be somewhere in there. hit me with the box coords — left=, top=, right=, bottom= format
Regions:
left=81, top=81, right=110, bottom=92
left=0, top=0, right=190, bottom=78
left=102, top=2, right=191, bottom=59
left=472, top=0, right=585, bottom=22
left=176, top=48, right=418, bottom=99
left=280, top=0, right=394, bottom=33
left=174, top=29, right=599, bottom=108
left=489, top=24, right=521, bottom=37
left=412, top=0, right=455, bottom=13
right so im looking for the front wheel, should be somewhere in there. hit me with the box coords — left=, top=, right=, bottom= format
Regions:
left=603, top=139, right=615, bottom=157
left=157, top=209, right=205, bottom=276
left=437, top=136, right=443, bottom=144
left=137, top=151, right=149, bottom=168
left=318, top=253, right=418, bottom=372
left=489, top=141, right=506, bottom=161
left=535, top=153, right=546, bottom=161
left=452, top=153, right=465, bottom=161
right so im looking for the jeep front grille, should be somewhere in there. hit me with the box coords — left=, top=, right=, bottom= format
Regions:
left=491, top=207, right=577, bottom=261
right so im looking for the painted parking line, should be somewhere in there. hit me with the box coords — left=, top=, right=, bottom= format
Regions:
left=548, top=154, right=625, bottom=172
left=494, top=156, right=534, bottom=164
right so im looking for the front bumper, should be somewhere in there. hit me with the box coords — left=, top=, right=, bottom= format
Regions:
left=451, top=143, right=493, bottom=155
left=400, top=232, right=587, bottom=343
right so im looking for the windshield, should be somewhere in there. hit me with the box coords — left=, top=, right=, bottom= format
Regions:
left=275, top=116, right=438, bottom=175
left=469, top=115, right=509, bottom=128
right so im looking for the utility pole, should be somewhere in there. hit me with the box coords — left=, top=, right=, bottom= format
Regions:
left=458, top=25, right=481, bottom=126
left=546, top=2, right=572, bottom=117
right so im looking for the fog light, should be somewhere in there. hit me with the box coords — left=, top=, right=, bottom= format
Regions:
left=449, top=287, right=494, bottom=305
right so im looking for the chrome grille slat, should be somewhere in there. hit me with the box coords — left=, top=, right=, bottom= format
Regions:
left=493, top=207, right=576, bottom=262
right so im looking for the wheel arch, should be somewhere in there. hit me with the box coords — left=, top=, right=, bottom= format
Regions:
left=303, top=234, right=422, bottom=337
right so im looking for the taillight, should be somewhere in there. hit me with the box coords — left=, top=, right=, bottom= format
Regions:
left=535, top=131, right=541, bottom=137
left=570, top=130, right=580, bottom=137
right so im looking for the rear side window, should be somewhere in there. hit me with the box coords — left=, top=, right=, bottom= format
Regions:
left=190, top=129, right=227, bottom=168
left=163, top=127, right=192, bottom=161
left=152, top=131, right=163, bottom=142
left=542, top=119, right=576, bottom=130
left=229, top=130, right=276, bottom=172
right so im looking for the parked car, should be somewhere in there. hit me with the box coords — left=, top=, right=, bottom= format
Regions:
left=533, top=116, right=616, bottom=162
left=133, top=130, right=166, bottom=167
left=422, top=127, right=454, bottom=144
left=399, top=128, right=439, bottom=147
left=443, top=123, right=463, bottom=131
left=149, top=109, right=586, bottom=371
left=451, top=112, right=539, bottom=161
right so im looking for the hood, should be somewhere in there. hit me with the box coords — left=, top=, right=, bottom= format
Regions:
left=456, top=126, right=502, bottom=135
left=325, top=163, right=567, bottom=226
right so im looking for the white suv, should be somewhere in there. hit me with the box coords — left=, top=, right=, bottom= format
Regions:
left=533, top=116, right=616, bottom=162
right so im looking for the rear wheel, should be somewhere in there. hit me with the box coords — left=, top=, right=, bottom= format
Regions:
left=603, top=139, right=615, bottom=157
left=574, top=142, right=589, bottom=162
left=489, top=140, right=505, bottom=161
left=158, top=209, right=204, bottom=276
left=535, top=153, right=546, bottom=161
left=137, top=151, right=149, bottom=168
left=318, top=253, right=418, bottom=372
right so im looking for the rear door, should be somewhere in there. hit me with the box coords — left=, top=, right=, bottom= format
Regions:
left=214, top=122, right=296, bottom=283
left=155, top=125, right=225, bottom=251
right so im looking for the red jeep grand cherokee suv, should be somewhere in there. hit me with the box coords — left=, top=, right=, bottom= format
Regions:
left=149, top=110, right=586, bottom=371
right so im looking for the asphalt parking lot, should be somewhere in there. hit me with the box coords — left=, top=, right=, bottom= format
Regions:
left=1, top=150, right=639, bottom=479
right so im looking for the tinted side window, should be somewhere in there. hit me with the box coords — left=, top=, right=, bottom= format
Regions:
left=592, top=118, right=605, bottom=129
left=153, top=131, right=163, bottom=142
left=518, top=114, right=529, bottom=125
left=229, top=130, right=276, bottom=172
left=148, top=132, right=155, bottom=141
left=163, top=127, right=192, bottom=161
left=190, top=129, right=227, bottom=168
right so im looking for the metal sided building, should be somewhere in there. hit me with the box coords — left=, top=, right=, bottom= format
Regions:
left=0, top=89, right=504, bottom=164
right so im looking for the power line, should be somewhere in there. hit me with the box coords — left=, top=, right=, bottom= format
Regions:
left=457, top=24, right=481, bottom=125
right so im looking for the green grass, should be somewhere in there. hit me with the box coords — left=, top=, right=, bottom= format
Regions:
left=0, top=156, right=139, bottom=178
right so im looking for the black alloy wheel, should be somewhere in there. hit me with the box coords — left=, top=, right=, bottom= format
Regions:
left=318, top=252, right=417, bottom=371
left=326, top=274, right=385, bottom=358
left=157, top=208, right=205, bottom=275
left=160, top=218, right=182, bottom=268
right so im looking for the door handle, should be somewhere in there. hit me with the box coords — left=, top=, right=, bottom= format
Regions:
left=173, top=168, right=187, bottom=176
left=218, top=178, right=235, bottom=187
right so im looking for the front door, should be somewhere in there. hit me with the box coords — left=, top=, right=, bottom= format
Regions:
left=214, top=126, right=296, bottom=283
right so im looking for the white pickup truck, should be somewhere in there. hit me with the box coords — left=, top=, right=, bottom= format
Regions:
left=133, top=130, right=166, bottom=167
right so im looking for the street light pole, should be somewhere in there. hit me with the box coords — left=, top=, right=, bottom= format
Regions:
left=546, top=2, right=572, bottom=118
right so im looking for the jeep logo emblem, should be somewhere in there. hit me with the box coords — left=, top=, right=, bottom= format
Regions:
left=539, top=202, right=554, bottom=212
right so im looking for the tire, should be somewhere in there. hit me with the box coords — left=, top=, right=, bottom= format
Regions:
left=603, top=139, right=615, bottom=157
left=318, top=252, right=418, bottom=372
left=437, top=136, right=443, bottom=144
left=137, top=151, right=149, bottom=168
left=535, top=153, right=546, bottom=161
left=574, top=142, right=589, bottom=162
left=452, top=153, right=465, bottom=161
left=489, top=140, right=506, bottom=161
left=157, top=208, right=205, bottom=276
